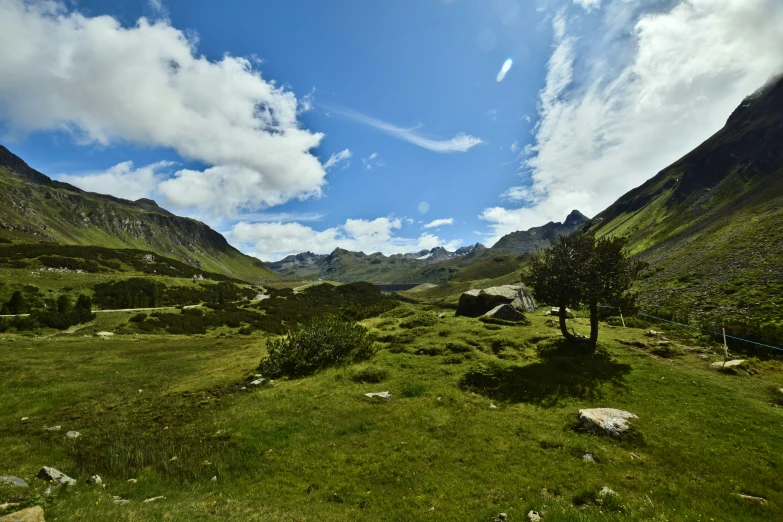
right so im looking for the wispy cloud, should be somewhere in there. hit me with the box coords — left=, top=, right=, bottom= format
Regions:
left=332, top=108, right=482, bottom=153
left=233, top=212, right=325, bottom=223
left=324, top=148, right=352, bottom=170
left=362, top=151, right=385, bottom=170
left=422, top=218, right=454, bottom=229
left=481, top=0, right=783, bottom=245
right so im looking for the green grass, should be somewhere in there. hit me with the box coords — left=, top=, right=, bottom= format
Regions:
left=1, top=306, right=782, bottom=520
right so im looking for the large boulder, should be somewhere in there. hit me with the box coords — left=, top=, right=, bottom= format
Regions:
left=483, top=304, right=526, bottom=322
left=0, top=476, right=28, bottom=488
left=0, top=506, right=45, bottom=522
left=456, top=284, right=536, bottom=317
left=36, top=467, right=75, bottom=487
left=578, top=408, right=638, bottom=437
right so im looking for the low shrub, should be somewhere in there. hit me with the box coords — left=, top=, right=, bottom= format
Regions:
left=446, top=342, right=473, bottom=353
left=401, top=381, right=426, bottom=398
left=400, top=313, right=438, bottom=329
left=129, top=313, right=148, bottom=323
left=348, top=364, right=388, bottom=383
left=259, top=315, right=377, bottom=378
left=650, top=343, right=683, bottom=358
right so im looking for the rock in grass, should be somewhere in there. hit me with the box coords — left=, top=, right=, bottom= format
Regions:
left=547, top=307, right=574, bottom=318
left=599, top=487, right=617, bottom=498
left=36, top=467, right=75, bottom=487
left=710, top=359, right=746, bottom=369
left=483, top=304, right=526, bottom=322
left=363, top=391, right=393, bottom=399
left=0, top=506, right=45, bottom=522
left=736, top=493, right=767, bottom=505
left=142, top=496, right=165, bottom=503
left=113, top=497, right=130, bottom=505
left=527, top=511, right=542, bottom=522
left=583, top=453, right=595, bottom=462
left=250, top=378, right=265, bottom=386
left=64, top=431, right=80, bottom=440
left=42, top=426, right=60, bottom=432
left=456, top=284, right=536, bottom=317
left=86, top=475, right=102, bottom=486
left=492, top=513, right=507, bottom=522
left=578, top=408, right=638, bottom=437
left=0, top=476, right=28, bottom=488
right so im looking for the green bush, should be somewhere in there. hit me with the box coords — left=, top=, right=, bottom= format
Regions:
left=400, top=313, right=438, bottom=329
left=650, top=343, right=683, bottom=358
left=129, top=313, right=148, bottom=323
left=348, top=364, right=388, bottom=383
left=401, top=381, right=426, bottom=398
left=259, top=315, right=377, bottom=378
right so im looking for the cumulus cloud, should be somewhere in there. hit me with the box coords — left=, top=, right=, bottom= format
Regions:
left=324, top=148, right=352, bottom=170
left=0, top=0, right=326, bottom=217
left=230, top=217, right=462, bottom=261
left=57, top=160, right=174, bottom=201
left=422, top=218, right=454, bottom=229
left=334, top=108, right=482, bottom=153
left=482, top=0, right=783, bottom=244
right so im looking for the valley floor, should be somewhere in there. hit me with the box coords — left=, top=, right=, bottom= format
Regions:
left=1, top=308, right=782, bottom=521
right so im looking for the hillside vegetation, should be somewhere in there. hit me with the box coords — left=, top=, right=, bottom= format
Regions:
left=586, top=76, right=783, bottom=345
left=0, top=145, right=276, bottom=283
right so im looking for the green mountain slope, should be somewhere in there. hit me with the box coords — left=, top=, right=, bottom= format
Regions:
left=587, top=76, right=783, bottom=338
left=0, top=145, right=276, bottom=283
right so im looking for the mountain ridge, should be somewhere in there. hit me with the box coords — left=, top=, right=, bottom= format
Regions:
left=0, top=145, right=277, bottom=282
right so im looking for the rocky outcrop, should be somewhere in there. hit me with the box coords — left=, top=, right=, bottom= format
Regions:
left=0, top=506, right=44, bottom=522
left=456, top=284, right=536, bottom=317
left=578, top=408, right=638, bottom=437
left=36, top=467, right=75, bottom=486
left=483, top=304, right=526, bottom=322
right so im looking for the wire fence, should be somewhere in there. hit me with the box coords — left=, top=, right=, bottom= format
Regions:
left=595, top=304, right=783, bottom=353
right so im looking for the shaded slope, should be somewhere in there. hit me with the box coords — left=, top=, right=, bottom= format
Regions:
left=587, top=76, right=783, bottom=334
left=489, top=210, right=589, bottom=255
left=0, top=145, right=276, bottom=282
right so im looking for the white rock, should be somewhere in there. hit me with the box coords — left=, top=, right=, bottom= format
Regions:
left=250, top=379, right=265, bottom=386
left=87, top=475, right=102, bottom=486
left=599, top=487, right=617, bottom=497
left=710, top=359, right=746, bottom=369
left=21, top=417, right=29, bottom=422
left=127, top=478, right=137, bottom=484
left=95, top=331, right=114, bottom=338
left=364, top=391, right=393, bottom=399
left=143, top=496, right=165, bottom=503
left=114, top=497, right=130, bottom=505
left=578, top=408, right=638, bottom=437
left=37, top=466, right=76, bottom=486
left=211, top=476, right=218, bottom=482
left=583, top=453, right=595, bottom=462
left=0, top=476, right=29, bottom=488
left=527, top=510, right=542, bottom=522
left=43, top=425, right=61, bottom=431
left=64, top=431, right=81, bottom=440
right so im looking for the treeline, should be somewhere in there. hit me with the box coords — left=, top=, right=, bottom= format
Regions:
left=128, top=282, right=399, bottom=335
left=0, top=244, right=240, bottom=281
left=92, top=279, right=256, bottom=309
left=0, top=292, right=95, bottom=332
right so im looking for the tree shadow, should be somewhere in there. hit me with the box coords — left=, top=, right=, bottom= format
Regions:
left=459, top=339, right=631, bottom=407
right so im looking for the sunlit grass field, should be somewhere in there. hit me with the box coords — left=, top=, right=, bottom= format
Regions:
left=2, top=306, right=782, bottom=521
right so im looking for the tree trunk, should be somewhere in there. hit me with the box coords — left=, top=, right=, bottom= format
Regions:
left=559, top=304, right=577, bottom=342
left=589, top=302, right=599, bottom=346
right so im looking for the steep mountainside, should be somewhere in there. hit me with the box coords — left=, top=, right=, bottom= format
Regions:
left=267, top=244, right=488, bottom=283
left=489, top=210, right=589, bottom=255
left=587, top=75, right=783, bottom=337
left=0, top=145, right=276, bottom=282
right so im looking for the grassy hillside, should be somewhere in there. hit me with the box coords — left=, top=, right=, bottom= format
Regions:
left=586, top=77, right=783, bottom=343
left=1, top=305, right=782, bottom=521
left=0, top=146, right=276, bottom=283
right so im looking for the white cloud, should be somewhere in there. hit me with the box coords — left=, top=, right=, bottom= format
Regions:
left=298, top=88, right=315, bottom=115
left=56, top=160, right=174, bottom=201
left=422, top=218, right=454, bottom=229
left=418, top=201, right=430, bottom=214
left=510, top=140, right=520, bottom=154
left=573, top=0, right=601, bottom=12
left=229, top=211, right=324, bottom=223
left=0, top=0, right=326, bottom=217
left=334, top=108, right=482, bottom=153
left=362, top=151, right=384, bottom=170
left=324, top=148, right=352, bottom=170
left=482, top=0, right=783, bottom=244
left=230, top=217, right=462, bottom=261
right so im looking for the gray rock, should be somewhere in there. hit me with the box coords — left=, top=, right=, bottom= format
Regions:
left=456, top=284, right=536, bottom=317
left=250, top=378, right=265, bottom=386
left=211, top=476, right=218, bottom=482
left=36, top=467, right=76, bottom=487
left=42, top=426, right=61, bottom=432
left=528, top=510, right=542, bottom=522
left=547, top=307, right=574, bottom=318
left=583, top=453, right=595, bottom=462
left=578, top=408, right=638, bottom=437
left=0, top=506, right=45, bottom=522
left=64, top=431, right=80, bottom=440
left=42, top=485, right=57, bottom=498
left=493, top=513, right=507, bottom=522
left=86, top=475, right=102, bottom=486
left=113, top=498, right=130, bottom=505
left=710, top=359, right=746, bottom=369
left=363, top=391, right=393, bottom=399
left=142, top=496, right=165, bottom=503
left=436, top=313, right=445, bottom=319
left=598, top=487, right=617, bottom=497
left=483, top=303, right=526, bottom=322
left=0, top=476, right=28, bottom=488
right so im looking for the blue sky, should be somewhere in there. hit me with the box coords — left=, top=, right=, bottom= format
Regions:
left=1, top=0, right=781, bottom=260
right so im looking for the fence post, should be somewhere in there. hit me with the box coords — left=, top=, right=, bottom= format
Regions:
left=722, top=327, right=729, bottom=365
left=619, top=309, right=626, bottom=328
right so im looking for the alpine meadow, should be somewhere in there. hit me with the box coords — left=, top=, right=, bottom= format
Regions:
left=1, top=1, right=782, bottom=521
